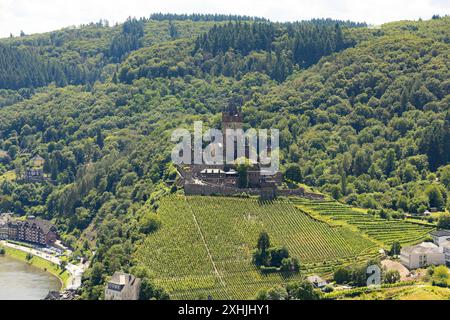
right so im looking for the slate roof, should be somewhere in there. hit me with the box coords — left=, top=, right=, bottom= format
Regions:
left=9, top=217, right=56, bottom=234
left=307, top=275, right=327, bottom=285
left=401, top=242, right=442, bottom=255
left=109, top=272, right=136, bottom=286
left=430, top=230, right=450, bottom=238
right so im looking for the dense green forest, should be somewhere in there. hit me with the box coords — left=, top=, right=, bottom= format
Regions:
left=0, top=14, right=449, bottom=299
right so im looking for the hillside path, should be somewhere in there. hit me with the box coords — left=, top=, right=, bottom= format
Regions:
left=184, top=196, right=227, bottom=291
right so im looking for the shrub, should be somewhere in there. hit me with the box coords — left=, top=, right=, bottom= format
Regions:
left=389, top=241, right=402, bottom=256
left=384, top=270, right=401, bottom=284
left=432, top=265, right=449, bottom=288
left=437, top=213, right=450, bottom=230
left=139, top=212, right=162, bottom=234
left=323, top=284, right=334, bottom=293
left=280, top=257, right=300, bottom=272
left=267, top=246, right=289, bottom=267
left=334, top=267, right=351, bottom=284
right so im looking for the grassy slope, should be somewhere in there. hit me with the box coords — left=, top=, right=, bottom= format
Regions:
left=293, top=199, right=435, bottom=246
left=135, top=195, right=379, bottom=299
left=339, top=284, right=450, bottom=300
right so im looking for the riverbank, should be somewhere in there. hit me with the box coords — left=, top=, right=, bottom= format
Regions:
left=0, top=244, right=68, bottom=289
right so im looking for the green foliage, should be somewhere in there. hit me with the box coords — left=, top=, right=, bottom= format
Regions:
left=108, top=18, right=145, bottom=62
left=425, top=184, right=447, bottom=210
left=236, top=158, right=251, bottom=188
left=334, top=267, right=351, bottom=284
left=389, top=241, right=402, bottom=256
left=384, top=270, right=401, bottom=284
left=135, top=196, right=375, bottom=299
left=257, top=231, right=270, bottom=252
left=257, top=279, right=321, bottom=300
left=295, top=199, right=434, bottom=246
left=284, top=164, right=302, bottom=182
left=139, top=278, right=170, bottom=300
left=286, top=280, right=321, bottom=300
left=139, top=212, right=162, bottom=234
left=432, top=266, right=450, bottom=288
left=0, top=15, right=449, bottom=300
left=437, top=213, right=450, bottom=230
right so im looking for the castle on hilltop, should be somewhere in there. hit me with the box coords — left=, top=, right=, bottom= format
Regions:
left=177, top=99, right=324, bottom=200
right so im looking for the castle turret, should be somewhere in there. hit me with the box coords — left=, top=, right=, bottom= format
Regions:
left=222, top=97, right=244, bottom=162
left=222, top=100, right=243, bottom=131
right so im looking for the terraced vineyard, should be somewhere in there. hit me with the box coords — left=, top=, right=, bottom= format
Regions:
left=292, top=199, right=435, bottom=246
left=135, top=195, right=378, bottom=299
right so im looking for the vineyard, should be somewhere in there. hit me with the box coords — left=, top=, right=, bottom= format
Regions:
left=292, top=199, right=435, bottom=246
left=135, top=195, right=379, bottom=299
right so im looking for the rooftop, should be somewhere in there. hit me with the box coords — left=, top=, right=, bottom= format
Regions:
left=307, top=275, right=326, bottom=284
left=401, top=242, right=442, bottom=255
left=108, top=272, right=137, bottom=286
left=9, top=217, right=56, bottom=234
left=430, top=230, right=450, bottom=238
left=201, top=169, right=225, bottom=174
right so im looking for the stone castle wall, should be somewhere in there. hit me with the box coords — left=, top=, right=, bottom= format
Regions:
left=184, top=182, right=324, bottom=200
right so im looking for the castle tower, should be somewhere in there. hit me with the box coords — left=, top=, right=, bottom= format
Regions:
left=222, top=97, right=244, bottom=163
left=222, top=105, right=243, bottom=131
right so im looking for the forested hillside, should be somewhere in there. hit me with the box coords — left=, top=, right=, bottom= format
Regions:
left=0, top=14, right=448, bottom=299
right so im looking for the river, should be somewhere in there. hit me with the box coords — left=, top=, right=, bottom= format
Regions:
left=0, top=254, right=61, bottom=300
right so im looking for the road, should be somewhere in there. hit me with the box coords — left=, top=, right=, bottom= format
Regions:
left=0, top=240, right=87, bottom=290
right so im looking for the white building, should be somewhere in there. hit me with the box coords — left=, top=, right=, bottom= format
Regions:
left=430, top=230, right=450, bottom=246
left=307, top=275, right=327, bottom=289
left=400, top=242, right=445, bottom=269
left=440, top=241, right=450, bottom=266
left=104, top=272, right=141, bottom=300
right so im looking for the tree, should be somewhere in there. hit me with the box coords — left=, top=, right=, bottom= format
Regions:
left=139, top=278, right=170, bottom=300
left=340, top=170, right=348, bottom=196
left=89, top=262, right=104, bottom=286
left=280, top=257, right=300, bottom=272
left=350, top=265, right=368, bottom=287
left=7, top=145, right=19, bottom=160
left=96, top=129, right=104, bottom=149
left=60, top=260, right=68, bottom=271
left=437, top=213, right=450, bottom=230
left=236, top=158, right=251, bottom=188
left=425, top=185, right=445, bottom=210
left=139, top=212, right=162, bottom=233
left=284, top=164, right=302, bottom=182
left=432, top=265, right=449, bottom=287
left=169, top=21, right=179, bottom=38
left=334, top=267, right=351, bottom=284
left=287, top=280, right=321, bottom=300
left=384, top=270, right=400, bottom=284
left=384, top=149, right=396, bottom=176
left=439, top=165, right=450, bottom=190
left=268, top=246, right=289, bottom=267
left=266, top=286, right=288, bottom=300
left=389, top=241, right=402, bottom=256
left=257, top=231, right=270, bottom=253
left=353, top=149, right=370, bottom=176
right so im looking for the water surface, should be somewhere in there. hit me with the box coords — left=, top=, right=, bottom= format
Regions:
left=0, top=254, right=61, bottom=300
